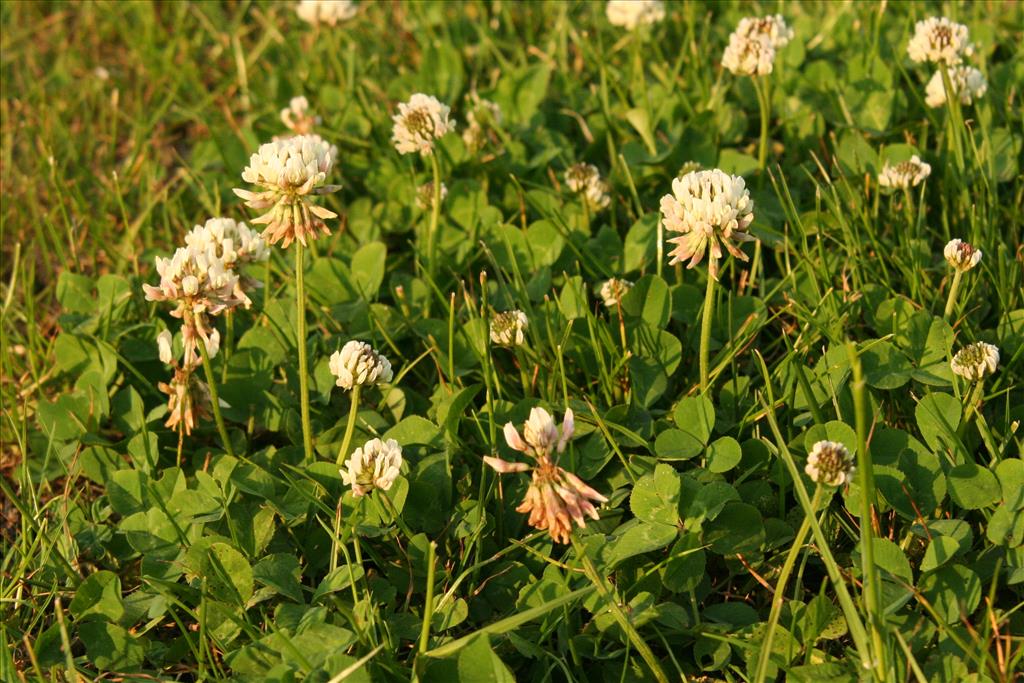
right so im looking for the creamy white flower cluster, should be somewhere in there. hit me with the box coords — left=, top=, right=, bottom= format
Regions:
left=944, top=239, right=982, bottom=272
left=233, top=135, right=339, bottom=248
left=805, top=440, right=856, bottom=487
left=565, top=163, right=611, bottom=212
left=907, top=17, right=973, bottom=66
left=296, top=0, right=358, bottom=26
left=951, top=342, right=999, bottom=382
left=722, top=14, right=793, bottom=76
left=329, top=340, right=394, bottom=391
left=415, top=181, right=448, bottom=211
left=878, top=155, right=932, bottom=189
left=600, top=278, right=633, bottom=307
left=392, top=93, right=456, bottom=156
left=605, top=0, right=665, bottom=30
left=340, top=437, right=403, bottom=497
left=184, top=217, right=269, bottom=270
left=924, top=66, right=987, bottom=108
left=462, top=94, right=502, bottom=152
left=660, top=169, right=756, bottom=279
left=490, top=310, right=528, bottom=347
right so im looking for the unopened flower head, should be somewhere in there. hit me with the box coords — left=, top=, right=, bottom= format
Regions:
left=280, top=96, right=321, bottom=135
left=805, top=440, right=856, bottom=487
left=605, top=0, right=665, bottom=30
left=565, top=163, right=611, bottom=212
left=943, top=239, right=982, bottom=271
left=722, top=31, right=776, bottom=76
left=600, top=278, right=633, bottom=307
left=734, top=15, right=794, bottom=49
left=462, top=94, right=502, bottom=152
left=340, top=437, right=402, bottom=497
left=392, top=93, right=456, bottom=156
left=878, top=156, right=932, bottom=189
left=158, top=368, right=212, bottom=436
left=415, top=181, right=448, bottom=211
left=924, top=66, right=987, bottom=108
left=660, top=169, right=756, bottom=279
left=951, top=342, right=999, bottom=382
left=296, top=0, right=357, bottom=26
left=489, top=310, right=528, bottom=347
left=330, top=340, right=393, bottom=391
left=484, top=407, right=605, bottom=543
left=233, top=135, right=339, bottom=248
left=907, top=17, right=973, bottom=66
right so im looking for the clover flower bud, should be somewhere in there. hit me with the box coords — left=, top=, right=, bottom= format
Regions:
left=329, top=341, right=394, bottom=391
left=951, top=342, right=999, bottom=382
left=805, top=440, right=856, bottom=487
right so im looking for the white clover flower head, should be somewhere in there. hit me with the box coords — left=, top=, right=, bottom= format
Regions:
left=951, top=342, right=999, bottom=382
left=489, top=310, right=528, bottom=347
left=157, top=329, right=174, bottom=364
left=415, top=181, right=448, bottom=211
left=722, top=31, right=776, bottom=76
left=805, top=440, right=856, bottom=487
left=600, top=278, right=633, bottom=307
left=605, top=0, right=665, bottom=30
left=924, top=66, right=987, bottom=108
left=392, top=93, right=456, bottom=156
left=296, top=0, right=358, bottom=26
left=907, top=16, right=973, bottom=66
left=878, top=155, right=932, bottom=189
left=185, top=217, right=270, bottom=268
left=280, top=96, right=321, bottom=135
left=504, top=407, right=575, bottom=460
left=565, top=163, right=611, bottom=212
left=329, top=340, right=394, bottom=391
left=735, top=14, right=794, bottom=49
left=340, top=438, right=403, bottom=497
left=943, top=239, right=982, bottom=272
left=233, top=135, right=338, bottom=248
left=660, top=169, right=756, bottom=279
left=462, top=94, right=502, bottom=152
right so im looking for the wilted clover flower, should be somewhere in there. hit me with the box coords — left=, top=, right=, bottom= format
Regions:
left=490, top=310, right=528, bottom=347
left=280, top=96, right=320, bottom=135
left=907, top=17, right=973, bottom=66
left=660, top=169, right=756, bottom=279
left=565, top=163, right=611, bottom=212
left=340, top=437, right=402, bottom=497
left=392, top=93, right=456, bottom=156
left=734, top=14, right=794, bottom=49
left=485, top=408, right=607, bottom=544
left=878, top=156, right=932, bottom=189
left=329, top=340, right=394, bottom=391
left=951, top=342, right=999, bottom=382
left=944, top=239, right=982, bottom=271
left=722, top=31, right=776, bottom=76
left=233, top=135, right=339, bottom=248
left=600, top=278, right=633, bottom=307
left=296, top=0, right=357, bottom=26
left=159, top=368, right=214, bottom=437
left=605, top=0, right=665, bottom=30
left=462, top=94, right=502, bottom=152
left=805, top=440, right=856, bottom=488
left=924, top=66, right=987, bottom=108
left=415, top=181, right=448, bottom=211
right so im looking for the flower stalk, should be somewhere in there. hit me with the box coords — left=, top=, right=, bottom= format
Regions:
left=699, top=272, right=716, bottom=393
left=295, top=240, right=314, bottom=462
left=195, top=321, right=234, bottom=458
left=337, top=385, right=361, bottom=465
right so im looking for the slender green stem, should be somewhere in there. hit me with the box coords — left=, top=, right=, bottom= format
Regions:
left=417, top=540, right=437, bottom=655
left=753, top=76, right=770, bottom=172
left=959, top=380, right=986, bottom=433
left=943, top=269, right=963, bottom=321
left=427, top=152, right=442, bottom=291
left=336, top=385, right=361, bottom=465
left=221, top=309, right=234, bottom=383
left=699, top=269, right=717, bottom=394
left=846, top=343, right=886, bottom=679
left=295, top=241, right=314, bottom=463
left=754, top=486, right=823, bottom=683
left=940, top=64, right=966, bottom=173
left=571, top=536, right=669, bottom=683
left=196, top=329, right=234, bottom=458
